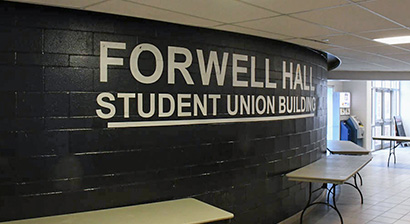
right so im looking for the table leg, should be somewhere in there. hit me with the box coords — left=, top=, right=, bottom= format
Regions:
left=300, top=183, right=343, bottom=224
left=344, top=182, right=364, bottom=204
left=327, top=184, right=335, bottom=204
left=387, top=140, right=399, bottom=167
left=357, top=172, right=363, bottom=186
left=388, top=140, right=392, bottom=167
left=393, top=140, right=397, bottom=164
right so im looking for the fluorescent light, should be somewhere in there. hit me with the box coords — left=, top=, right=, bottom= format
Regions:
left=374, top=36, right=410, bottom=45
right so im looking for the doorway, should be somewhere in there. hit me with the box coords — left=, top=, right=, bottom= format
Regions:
left=371, top=81, right=400, bottom=150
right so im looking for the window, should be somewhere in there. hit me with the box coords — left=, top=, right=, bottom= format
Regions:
left=371, top=81, right=400, bottom=150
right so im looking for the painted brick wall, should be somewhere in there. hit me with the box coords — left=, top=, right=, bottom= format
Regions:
left=0, top=2, right=328, bottom=223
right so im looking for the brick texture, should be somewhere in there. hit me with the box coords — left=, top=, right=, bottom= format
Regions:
left=0, top=2, right=328, bottom=223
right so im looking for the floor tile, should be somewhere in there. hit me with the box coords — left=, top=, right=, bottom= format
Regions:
left=285, top=147, right=410, bottom=224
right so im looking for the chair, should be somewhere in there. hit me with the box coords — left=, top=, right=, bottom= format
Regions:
left=394, top=116, right=408, bottom=147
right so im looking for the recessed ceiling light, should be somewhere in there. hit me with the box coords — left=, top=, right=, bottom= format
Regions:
left=374, top=36, right=410, bottom=45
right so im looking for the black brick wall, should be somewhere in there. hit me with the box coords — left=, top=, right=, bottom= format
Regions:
left=0, top=2, right=328, bottom=223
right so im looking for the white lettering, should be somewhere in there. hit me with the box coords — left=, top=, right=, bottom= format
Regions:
left=251, top=56, right=263, bottom=88
left=267, top=96, right=275, bottom=114
left=310, top=67, right=315, bottom=91
left=100, top=41, right=126, bottom=82
left=130, top=43, right=164, bottom=84
left=177, top=94, right=191, bottom=117
left=265, top=58, right=277, bottom=89
left=232, top=54, right=248, bottom=87
left=193, top=94, right=207, bottom=116
left=227, top=95, right=238, bottom=116
left=96, top=92, right=116, bottom=119
left=293, top=64, right=303, bottom=90
left=168, top=46, right=194, bottom=85
left=279, top=96, right=286, bottom=114
left=208, top=94, right=221, bottom=116
left=255, top=95, right=266, bottom=115
left=240, top=95, right=250, bottom=115
left=282, top=61, right=293, bottom=89
left=197, top=50, right=228, bottom=86
left=158, top=93, right=175, bottom=118
left=118, top=93, right=135, bottom=118
left=137, top=93, right=155, bottom=118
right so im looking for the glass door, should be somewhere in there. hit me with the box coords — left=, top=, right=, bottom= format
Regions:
left=372, top=81, right=399, bottom=150
left=373, top=89, right=383, bottom=150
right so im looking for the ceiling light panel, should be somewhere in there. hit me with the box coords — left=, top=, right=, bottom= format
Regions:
left=356, top=28, right=410, bottom=40
left=374, top=36, right=410, bottom=45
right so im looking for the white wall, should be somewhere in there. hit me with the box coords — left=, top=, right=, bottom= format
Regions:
left=400, top=81, right=410, bottom=136
left=327, top=80, right=372, bottom=150
left=328, top=80, right=343, bottom=92
left=327, top=81, right=343, bottom=140
left=342, top=81, right=372, bottom=150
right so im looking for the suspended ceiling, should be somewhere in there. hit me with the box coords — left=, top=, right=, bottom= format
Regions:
left=7, top=0, right=410, bottom=74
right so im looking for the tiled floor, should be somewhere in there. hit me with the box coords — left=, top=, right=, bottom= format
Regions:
left=293, top=146, right=410, bottom=224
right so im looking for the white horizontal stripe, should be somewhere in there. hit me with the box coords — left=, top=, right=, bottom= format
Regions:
left=107, top=113, right=314, bottom=128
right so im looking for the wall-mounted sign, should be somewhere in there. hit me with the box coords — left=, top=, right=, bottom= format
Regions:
left=96, top=41, right=317, bottom=128
left=339, top=92, right=350, bottom=108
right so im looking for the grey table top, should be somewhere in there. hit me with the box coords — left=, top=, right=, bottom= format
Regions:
left=372, top=136, right=410, bottom=141
left=286, top=155, right=373, bottom=185
left=0, top=198, right=234, bottom=224
left=327, top=140, right=371, bottom=155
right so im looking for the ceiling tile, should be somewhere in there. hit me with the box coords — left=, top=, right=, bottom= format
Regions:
left=8, top=0, right=410, bottom=72
left=213, top=25, right=290, bottom=40
left=361, top=0, right=410, bottom=27
left=392, top=43, right=410, bottom=52
left=354, top=45, right=410, bottom=55
left=372, top=60, right=410, bottom=70
left=313, top=34, right=382, bottom=48
left=284, top=38, right=333, bottom=51
left=335, top=55, right=410, bottom=71
left=8, top=0, right=105, bottom=8
left=236, top=16, right=341, bottom=38
left=356, top=28, right=410, bottom=39
left=86, top=0, right=220, bottom=27
left=332, top=50, right=410, bottom=70
left=388, top=54, right=410, bottom=62
left=126, top=0, right=278, bottom=23
left=293, top=4, right=401, bottom=33
left=239, top=0, right=348, bottom=14
left=336, top=63, right=390, bottom=71
left=350, top=0, right=376, bottom=2
left=327, top=47, right=379, bottom=60
left=337, top=56, right=365, bottom=65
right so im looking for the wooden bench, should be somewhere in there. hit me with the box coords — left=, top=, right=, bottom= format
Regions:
left=0, top=198, right=234, bottom=224
left=286, top=155, right=372, bottom=224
